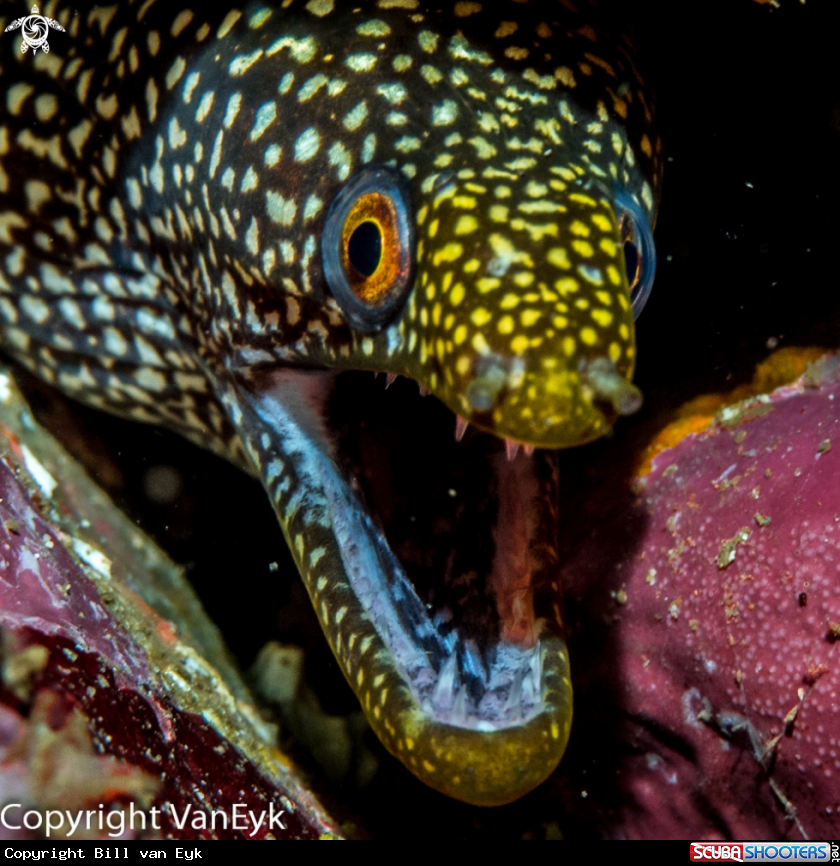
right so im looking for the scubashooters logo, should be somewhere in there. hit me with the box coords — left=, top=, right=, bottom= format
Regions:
left=3, top=5, right=65, bottom=55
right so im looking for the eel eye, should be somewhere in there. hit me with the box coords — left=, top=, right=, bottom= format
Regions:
left=614, top=186, right=657, bottom=320
left=322, top=166, right=414, bottom=332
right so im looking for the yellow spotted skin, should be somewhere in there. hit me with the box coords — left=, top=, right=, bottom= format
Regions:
left=0, top=1, right=660, bottom=805
left=405, top=184, right=636, bottom=446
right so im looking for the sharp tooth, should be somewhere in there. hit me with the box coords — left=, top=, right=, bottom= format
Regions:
left=521, top=667, right=535, bottom=706
left=505, top=439, right=520, bottom=461
left=455, top=415, right=468, bottom=441
left=385, top=373, right=398, bottom=388
left=505, top=667, right=524, bottom=720
left=432, top=652, right=458, bottom=711
left=523, top=444, right=535, bottom=457
left=460, top=638, right=488, bottom=692
left=451, top=684, right=469, bottom=726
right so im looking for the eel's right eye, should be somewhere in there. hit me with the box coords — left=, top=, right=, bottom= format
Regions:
left=322, top=166, right=415, bottom=333
left=614, top=186, right=657, bottom=320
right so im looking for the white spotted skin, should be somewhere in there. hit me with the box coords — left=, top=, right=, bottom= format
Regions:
left=0, top=0, right=659, bottom=806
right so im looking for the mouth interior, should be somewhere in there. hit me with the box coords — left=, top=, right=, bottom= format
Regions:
left=322, top=370, right=552, bottom=731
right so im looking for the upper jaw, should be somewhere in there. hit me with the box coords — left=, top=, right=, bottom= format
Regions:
left=223, top=363, right=574, bottom=804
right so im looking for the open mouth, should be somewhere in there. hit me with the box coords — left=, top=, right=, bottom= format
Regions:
left=235, top=361, right=573, bottom=805
left=325, top=369, right=561, bottom=731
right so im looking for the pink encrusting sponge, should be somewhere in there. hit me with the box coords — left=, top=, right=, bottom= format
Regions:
left=560, top=351, right=840, bottom=839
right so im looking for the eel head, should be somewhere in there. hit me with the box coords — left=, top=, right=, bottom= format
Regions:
left=173, top=9, right=657, bottom=806
left=219, top=159, right=654, bottom=804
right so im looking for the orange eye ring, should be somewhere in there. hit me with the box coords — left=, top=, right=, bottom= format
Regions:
left=323, top=166, right=414, bottom=332
left=340, top=193, right=400, bottom=304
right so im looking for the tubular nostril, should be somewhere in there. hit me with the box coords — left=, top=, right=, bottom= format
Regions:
left=580, top=357, right=643, bottom=416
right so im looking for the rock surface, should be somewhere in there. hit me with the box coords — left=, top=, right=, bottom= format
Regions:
left=555, top=351, right=840, bottom=839
left=0, top=368, right=339, bottom=840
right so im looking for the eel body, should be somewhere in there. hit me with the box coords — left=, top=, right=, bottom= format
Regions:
left=0, top=0, right=661, bottom=805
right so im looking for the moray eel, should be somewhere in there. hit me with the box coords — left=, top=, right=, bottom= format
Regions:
left=0, top=1, right=661, bottom=805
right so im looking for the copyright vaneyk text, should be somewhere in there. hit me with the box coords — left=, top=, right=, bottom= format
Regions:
left=0, top=801, right=287, bottom=838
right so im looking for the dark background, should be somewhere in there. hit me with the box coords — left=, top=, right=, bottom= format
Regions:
left=16, top=0, right=840, bottom=838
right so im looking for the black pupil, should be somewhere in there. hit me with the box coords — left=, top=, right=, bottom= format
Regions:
left=623, top=239, right=640, bottom=291
left=348, top=221, right=382, bottom=278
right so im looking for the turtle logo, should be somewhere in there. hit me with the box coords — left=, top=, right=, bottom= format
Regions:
left=4, top=5, right=65, bottom=55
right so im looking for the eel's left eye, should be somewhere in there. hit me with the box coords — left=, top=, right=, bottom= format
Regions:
left=614, top=186, right=657, bottom=320
left=322, top=166, right=414, bottom=332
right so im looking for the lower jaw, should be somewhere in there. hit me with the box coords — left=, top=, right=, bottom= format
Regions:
left=364, top=637, right=573, bottom=807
